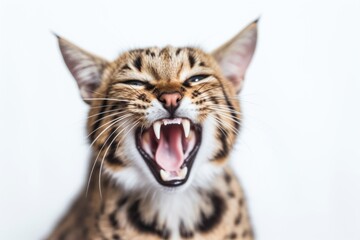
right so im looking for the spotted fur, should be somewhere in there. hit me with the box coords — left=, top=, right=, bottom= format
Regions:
left=48, top=20, right=258, bottom=240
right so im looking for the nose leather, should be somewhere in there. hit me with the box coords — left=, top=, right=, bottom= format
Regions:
left=160, top=92, right=181, bottom=107
left=159, top=92, right=182, bottom=114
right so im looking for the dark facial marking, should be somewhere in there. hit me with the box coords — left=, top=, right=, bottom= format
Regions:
left=213, top=126, right=229, bottom=160
left=234, top=213, right=242, bottom=225
left=159, top=48, right=167, bottom=56
left=117, top=196, right=128, bottom=208
left=100, top=102, right=126, bottom=165
left=112, top=234, right=121, bottom=240
left=133, top=56, right=142, bottom=72
left=239, top=198, right=244, bottom=207
left=129, top=48, right=144, bottom=54
left=109, top=211, right=119, bottom=228
left=210, top=96, right=219, bottom=104
left=188, top=54, right=196, bottom=68
left=216, top=77, right=241, bottom=130
left=176, top=48, right=182, bottom=56
left=150, top=66, right=161, bottom=80
left=152, top=87, right=160, bottom=97
left=224, top=172, right=232, bottom=184
left=227, top=191, right=235, bottom=198
left=138, top=93, right=148, bottom=102
left=144, top=83, right=155, bottom=91
left=106, top=148, right=124, bottom=165
left=177, top=63, right=184, bottom=78
left=226, top=232, right=237, bottom=239
left=196, top=193, right=226, bottom=232
left=199, top=62, right=206, bottom=67
left=191, top=90, right=200, bottom=97
left=121, top=64, right=131, bottom=71
left=89, top=88, right=112, bottom=143
left=127, top=200, right=171, bottom=239
left=105, top=126, right=124, bottom=166
left=183, top=80, right=191, bottom=88
left=179, top=221, right=194, bottom=239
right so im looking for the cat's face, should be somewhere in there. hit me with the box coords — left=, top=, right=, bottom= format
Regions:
left=57, top=20, right=257, bottom=192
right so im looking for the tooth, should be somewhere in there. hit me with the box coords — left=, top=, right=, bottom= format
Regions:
left=182, top=119, right=190, bottom=138
left=160, top=169, right=170, bottom=181
left=153, top=121, right=162, bottom=140
left=179, top=167, right=188, bottom=179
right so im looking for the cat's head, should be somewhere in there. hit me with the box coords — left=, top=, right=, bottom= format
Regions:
left=56, top=20, right=257, bottom=193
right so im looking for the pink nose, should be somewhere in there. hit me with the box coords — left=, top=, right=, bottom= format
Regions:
left=159, top=92, right=182, bottom=108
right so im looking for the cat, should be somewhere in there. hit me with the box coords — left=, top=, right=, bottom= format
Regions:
left=47, top=19, right=258, bottom=240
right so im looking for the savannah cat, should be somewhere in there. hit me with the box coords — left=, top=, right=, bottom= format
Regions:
left=47, top=19, right=258, bottom=240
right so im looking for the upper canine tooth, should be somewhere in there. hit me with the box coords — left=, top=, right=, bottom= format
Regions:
left=182, top=119, right=190, bottom=138
left=153, top=121, right=162, bottom=140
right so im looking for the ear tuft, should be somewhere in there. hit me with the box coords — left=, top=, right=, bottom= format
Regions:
left=212, top=19, right=258, bottom=93
left=55, top=35, right=108, bottom=104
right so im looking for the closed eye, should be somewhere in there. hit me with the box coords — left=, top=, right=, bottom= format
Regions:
left=121, top=80, right=145, bottom=86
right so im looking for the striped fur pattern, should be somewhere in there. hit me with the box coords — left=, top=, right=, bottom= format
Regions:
left=48, top=20, right=258, bottom=240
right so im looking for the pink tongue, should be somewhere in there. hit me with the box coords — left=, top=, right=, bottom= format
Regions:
left=155, top=126, right=184, bottom=172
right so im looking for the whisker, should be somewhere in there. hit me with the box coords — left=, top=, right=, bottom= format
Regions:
left=87, top=113, right=134, bottom=139
left=209, top=115, right=228, bottom=136
left=89, top=110, right=129, bottom=126
left=86, top=117, right=134, bottom=197
left=88, top=114, right=134, bottom=149
left=198, top=85, right=222, bottom=95
left=87, top=89, right=107, bottom=97
left=95, top=122, right=126, bottom=198
left=98, top=120, right=140, bottom=198
left=206, top=108, right=242, bottom=126
left=195, top=95, right=240, bottom=103
left=115, top=120, right=142, bottom=152
left=205, top=103, right=243, bottom=113
left=205, top=105, right=242, bottom=116
left=195, top=82, right=210, bottom=92
left=201, top=104, right=243, bottom=117
left=89, top=102, right=132, bottom=110
left=87, top=108, right=124, bottom=120
left=84, top=98, right=133, bottom=102
left=211, top=114, right=239, bottom=136
left=128, top=86, right=142, bottom=98
left=211, top=115, right=240, bottom=135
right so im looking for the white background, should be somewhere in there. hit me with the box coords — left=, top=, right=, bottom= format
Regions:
left=0, top=0, right=359, bottom=239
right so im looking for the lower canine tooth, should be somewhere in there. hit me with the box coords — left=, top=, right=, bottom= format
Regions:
left=160, top=169, right=170, bottom=181
left=179, top=167, right=188, bottom=179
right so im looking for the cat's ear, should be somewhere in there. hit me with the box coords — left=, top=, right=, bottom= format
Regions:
left=55, top=35, right=109, bottom=104
left=212, top=19, right=258, bottom=93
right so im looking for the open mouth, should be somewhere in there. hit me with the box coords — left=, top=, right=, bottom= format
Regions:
left=136, top=118, right=202, bottom=187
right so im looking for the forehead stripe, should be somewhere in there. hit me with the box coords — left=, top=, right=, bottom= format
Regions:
left=133, top=56, right=142, bottom=72
left=188, top=53, right=196, bottom=68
